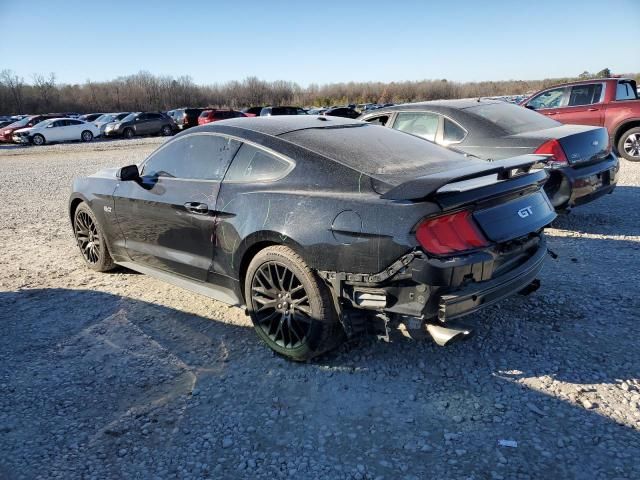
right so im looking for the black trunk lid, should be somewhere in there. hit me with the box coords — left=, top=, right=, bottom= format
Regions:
left=381, top=155, right=557, bottom=244
left=511, top=125, right=610, bottom=166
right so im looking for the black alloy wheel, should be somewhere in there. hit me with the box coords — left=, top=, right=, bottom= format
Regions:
left=73, top=203, right=115, bottom=271
left=244, top=245, right=343, bottom=361
left=251, top=261, right=312, bottom=349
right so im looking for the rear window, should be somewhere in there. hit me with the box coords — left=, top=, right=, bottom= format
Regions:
left=465, top=102, right=561, bottom=134
left=281, top=124, right=475, bottom=184
left=200, top=110, right=211, bottom=117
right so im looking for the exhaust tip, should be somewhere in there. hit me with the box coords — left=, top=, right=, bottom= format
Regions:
left=426, top=323, right=473, bottom=346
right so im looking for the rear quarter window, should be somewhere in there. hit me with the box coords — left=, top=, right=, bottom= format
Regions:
left=224, top=144, right=294, bottom=182
left=616, top=81, right=638, bottom=100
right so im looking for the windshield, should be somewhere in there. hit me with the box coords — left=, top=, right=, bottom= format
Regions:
left=95, top=114, right=115, bottom=123
left=465, top=102, right=561, bottom=134
left=121, top=113, right=138, bottom=122
left=36, top=119, right=54, bottom=128
left=6, top=116, right=34, bottom=129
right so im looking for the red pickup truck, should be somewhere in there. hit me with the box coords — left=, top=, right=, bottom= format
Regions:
left=521, top=78, right=640, bottom=161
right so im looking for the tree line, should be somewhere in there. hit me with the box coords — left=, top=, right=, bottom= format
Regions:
left=1, top=68, right=637, bottom=115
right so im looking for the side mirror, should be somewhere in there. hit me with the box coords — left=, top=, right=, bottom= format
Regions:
left=46, top=124, right=54, bottom=128
left=117, top=164, right=140, bottom=182
left=524, top=104, right=536, bottom=110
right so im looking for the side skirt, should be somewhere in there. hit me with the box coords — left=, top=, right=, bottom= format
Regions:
left=117, top=261, right=243, bottom=307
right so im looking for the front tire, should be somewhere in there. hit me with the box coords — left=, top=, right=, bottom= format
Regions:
left=618, top=127, right=640, bottom=162
left=32, top=134, right=45, bottom=146
left=160, top=125, right=173, bottom=136
left=73, top=202, right=115, bottom=272
left=245, top=246, right=343, bottom=361
left=123, top=128, right=134, bottom=139
left=81, top=130, right=94, bottom=142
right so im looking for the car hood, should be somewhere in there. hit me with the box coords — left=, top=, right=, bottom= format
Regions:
left=13, top=127, right=34, bottom=134
left=89, top=167, right=120, bottom=179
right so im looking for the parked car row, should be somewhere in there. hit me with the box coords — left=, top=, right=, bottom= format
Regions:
left=0, top=111, right=178, bottom=145
left=68, top=79, right=637, bottom=360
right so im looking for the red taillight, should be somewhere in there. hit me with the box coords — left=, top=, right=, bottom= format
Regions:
left=416, top=210, right=489, bottom=255
left=534, top=139, right=568, bottom=164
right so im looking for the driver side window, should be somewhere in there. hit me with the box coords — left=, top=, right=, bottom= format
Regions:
left=142, top=134, right=241, bottom=180
left=527, top=87, right=567, bottom=109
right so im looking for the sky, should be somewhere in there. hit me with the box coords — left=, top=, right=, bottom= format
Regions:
left=1, top=0, right=639, bottom=86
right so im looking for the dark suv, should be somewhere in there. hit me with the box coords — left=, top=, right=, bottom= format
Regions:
left=259, top=106, right=307, bottom=116
left=170, top=108, right=204, bottom=130
left=103, top=112, right=176, bottom=139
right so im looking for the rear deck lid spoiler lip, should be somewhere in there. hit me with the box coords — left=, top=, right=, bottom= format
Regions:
left=380, top=155, right=547, bottom=201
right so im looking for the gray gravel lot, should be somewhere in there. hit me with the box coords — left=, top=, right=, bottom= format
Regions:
left=1, top=139, right=639, bottom=479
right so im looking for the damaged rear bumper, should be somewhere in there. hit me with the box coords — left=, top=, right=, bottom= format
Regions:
left=320, top=235, right=547, bottom=329
left=436, top=239, right=546, bottom=321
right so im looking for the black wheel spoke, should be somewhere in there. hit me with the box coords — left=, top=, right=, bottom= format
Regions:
left=74, top=210, right=101, bottom=265
left=251, top=261, right=312, bottom=349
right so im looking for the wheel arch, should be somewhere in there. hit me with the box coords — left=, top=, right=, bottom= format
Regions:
left=613, top=118, right=640, bottom=149
left=235, top=231, right=308, bottom=301
left=68, top=194, right=89, bottom=224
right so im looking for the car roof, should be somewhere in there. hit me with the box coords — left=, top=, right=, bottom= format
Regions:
left=198, top=115, right=361, bottom=136
left=539, top=77, right=629, bottom=90
left=190, top=116, right=472, bottom=184
left=380, top=98, right=504, bottom=111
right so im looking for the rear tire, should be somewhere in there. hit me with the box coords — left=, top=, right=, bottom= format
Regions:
left=123, top=128, right=134, bottom=139
left=244, top=245, right=344, bottom=361
left=32, top=134, right=45, bottom=146
left=81, top=130, right=93, bottom=142
left=73, top=202, right=115, bottom=272
left=618, top=127, right=640, bottom=162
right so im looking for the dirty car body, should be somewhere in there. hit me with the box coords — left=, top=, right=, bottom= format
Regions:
left=69, top=116, right=556, bottom=359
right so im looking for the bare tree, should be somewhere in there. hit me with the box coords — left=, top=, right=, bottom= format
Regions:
left=1, top=69, right=25, bottom=113
left=1, top=69, right=639, bottom=115
left=32, top=73, right=57, bottom=111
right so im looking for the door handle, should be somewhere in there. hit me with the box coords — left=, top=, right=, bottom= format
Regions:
left=587, top=108, right=598, bottom=112
left=546, top=112, right=556, bottom=116
left=184, top=202, right=209, bottom=214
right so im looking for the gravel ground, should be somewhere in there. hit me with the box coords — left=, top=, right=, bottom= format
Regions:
left=1, top=139, right=639, bottom=480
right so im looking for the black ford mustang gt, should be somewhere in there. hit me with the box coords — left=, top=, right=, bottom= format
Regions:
left=69, top=116, right=556, bottom=360
left=359, top=100, right=619, bottom=210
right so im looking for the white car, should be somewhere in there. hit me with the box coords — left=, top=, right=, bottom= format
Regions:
left=13, top=118, right=100, bottom=146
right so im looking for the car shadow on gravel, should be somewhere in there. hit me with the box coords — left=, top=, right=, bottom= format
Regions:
left=1, top=286, right=639, bottom=479
left=552, top=186, right=640, bottom=236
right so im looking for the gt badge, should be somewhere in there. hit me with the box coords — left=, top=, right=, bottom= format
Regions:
left=517, top=206, right=533, bottom=218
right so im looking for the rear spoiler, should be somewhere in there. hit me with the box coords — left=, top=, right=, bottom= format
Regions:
left=380, top=155, right=547, bottom=201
